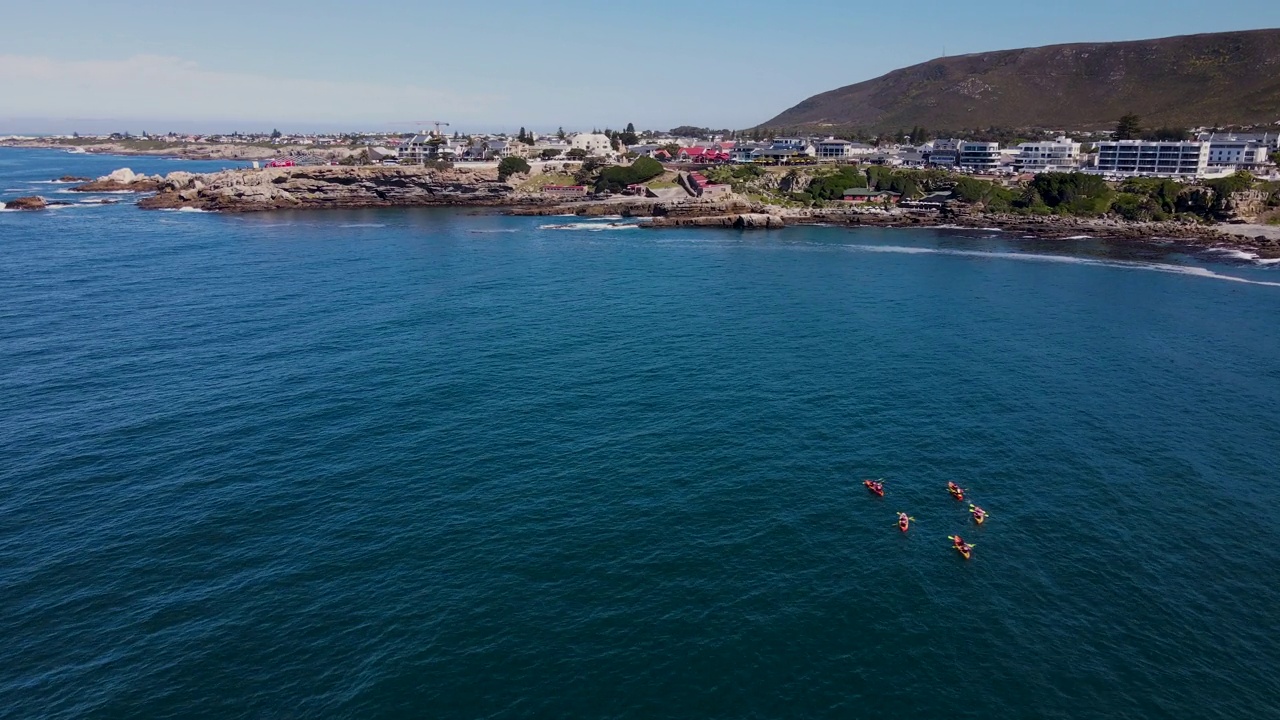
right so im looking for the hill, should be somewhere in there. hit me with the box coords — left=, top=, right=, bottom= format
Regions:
left=760, top=29, right=1280, bottom=133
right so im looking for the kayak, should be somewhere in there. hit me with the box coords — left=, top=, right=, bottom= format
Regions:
left=949, top=488, right=965, bottom=501
left=972, top=512, right=986, bottom=525
left=863, top=480, right=884, bottom=497
left=898, top=516, right=909, bottom=532
left=953, top=544, right=972, bottom=560
left=948, top=535, right=972, bottom=560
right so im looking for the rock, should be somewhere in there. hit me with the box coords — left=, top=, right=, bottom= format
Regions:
left=733, top=213, right=785, bottom=229
left=55, top=175, right=91, bottom=183
left=4, top=195, right=47, bottom=210
left=139, top=165, right=520, bottom=212
left=103, top=168, right=140, bottom=184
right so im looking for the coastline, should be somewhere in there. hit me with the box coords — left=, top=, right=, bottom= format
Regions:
left=9, top=160, right=1276, bottom=256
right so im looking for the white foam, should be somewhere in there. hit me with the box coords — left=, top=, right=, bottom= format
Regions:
left=539, top=222, right=639, bottom=231
left=842, top=244, right=1280, bottom=288
left=339, top=223, right=386, bottom=228
left=159, top=207, right=210, bottom=213
left=468, top=228, right=520, bottom=234
left=55, top=189, right=137, bottom=195
left=1061, top=235, right=1094, bottom=240
left=1205, top=247, right=1259, bottom=262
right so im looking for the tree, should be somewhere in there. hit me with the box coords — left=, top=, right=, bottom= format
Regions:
left=557, top=126, right=566, bottom=140
left=271, top=128, right=282, bottom=140
left=660, top=143, right=680, bottom=157
left=518, top=127, right=527, bottom=143
left=1144, top=126, right=1189, bottom=141
left=1114, top=114, right=1142, bottom=140
left=497, top=156, right=531, bottom=181
left=540, top=148, right=562, bottom=160
left=565, top=148, right=588, bottom=160
left=618, top=122, right=639, bottom=146
left=1270, top=151, right=1280, bottom=167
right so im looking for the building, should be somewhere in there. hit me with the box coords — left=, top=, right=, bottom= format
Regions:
left=686, top=171, right=731, bottom=198
left=569, top=133, right=615, bottom=156
left=815, top=138, right=855, bottom=160
left=1205, top=136, right=1270, bottom=168
left=958, top=141, right=1001, bottom=171
left=841, top=188, right=900, bottom=204
left=928, top=138, right=963, bottom=166
left=1015, top=138, right=1081, bottom=172
left=1094, top=140, right=1210, bottom=178
left=397, top=134, right=451, bottom=163
left=542, top=185, right=589, bottom=198
left=1198, top=131, right=1280, bottom=153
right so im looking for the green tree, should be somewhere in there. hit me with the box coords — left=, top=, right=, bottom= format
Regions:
left=565, top=148, right=588, bottom=160
left=557, top=126, right=566, bottom=140
left=1270, top=151, right=1280, bottom=166
left=270, top=128, right=282, bottom=140
left=618, top=122, right=639, bottom=146
left=1114, top=114, right=1142, bottom=140
left=540, top=148, right=562, bottom=160
left=497, top=156, right=531, bottom=181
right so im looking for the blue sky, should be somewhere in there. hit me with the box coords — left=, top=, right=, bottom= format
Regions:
left=1, top=0, right=1277, bottom=134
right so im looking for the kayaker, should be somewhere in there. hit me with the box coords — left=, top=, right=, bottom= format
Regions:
left=969, top=504, right=987, bottom=522
left=897, top=512, right=910, bottom=531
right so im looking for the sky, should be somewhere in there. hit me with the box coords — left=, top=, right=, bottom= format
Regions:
left=1, top=0, right=1278, bottom=135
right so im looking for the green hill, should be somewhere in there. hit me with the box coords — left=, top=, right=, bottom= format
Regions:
left=760, top=29, right=1280, bottom=133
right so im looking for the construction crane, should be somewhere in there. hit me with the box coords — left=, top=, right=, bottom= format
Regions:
left=413, top=120, right=450, bottom=138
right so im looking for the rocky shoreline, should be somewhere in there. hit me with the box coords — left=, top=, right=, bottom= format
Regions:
left=10, top=164, right=1275, bottom=255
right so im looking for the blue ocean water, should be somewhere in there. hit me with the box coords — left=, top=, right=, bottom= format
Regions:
left=3, top=149, right=1280, bottom=718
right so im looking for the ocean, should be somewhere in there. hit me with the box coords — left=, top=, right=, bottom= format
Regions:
left=3, top=149, right=1279, bottom=718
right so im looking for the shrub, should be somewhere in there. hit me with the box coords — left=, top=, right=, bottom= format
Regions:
left=497, top=156, right=531, bottom=181
left=595, top=157, right=664, bottom=192
left=807, top=167, right=868, bottom=201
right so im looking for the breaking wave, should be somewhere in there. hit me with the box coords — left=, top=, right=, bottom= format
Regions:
left=841, top=244, right=1280, bottom=288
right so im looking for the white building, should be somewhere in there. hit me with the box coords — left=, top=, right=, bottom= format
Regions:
left=1016, top=138, right=1081, bottom=172
left=815, top=138, right=855, bottom=160
left=1094, top=140, right=1209, bottom=178
left=958, top=141, right=1001, bottom=171
left=1205, top=136, right=1269, bottom=168
left=397, top=134, right=454, bottom=163
left=569, top=133, right=616, bottom=156
left=929, top=138, right=963, bottom=166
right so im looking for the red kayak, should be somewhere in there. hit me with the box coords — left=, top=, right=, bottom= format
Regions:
left=897, top=513, right=911, bottom=532
left=863, top=480, right=884, bottom=497
left=947, top=483, right=965, bottom=501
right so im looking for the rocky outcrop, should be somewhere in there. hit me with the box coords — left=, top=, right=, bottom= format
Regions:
left=4, top=196, right=48, bottom=210
left=137, top=165, right=521, bottom=212
left=70, top=168, right=163, bottom=192
left=643, top=213, right=786, bottom=229
left=55, top=175, right=91, bottom=183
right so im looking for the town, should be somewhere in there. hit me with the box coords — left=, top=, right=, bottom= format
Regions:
left=8, top=123, right=1279, bottom=184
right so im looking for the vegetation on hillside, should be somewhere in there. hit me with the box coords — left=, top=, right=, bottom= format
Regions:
left=760, top=29, right=1280, bottom=132
left=595, top=157, right=665, bottom=192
